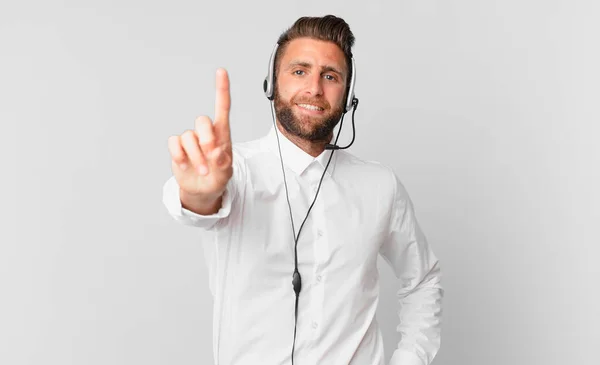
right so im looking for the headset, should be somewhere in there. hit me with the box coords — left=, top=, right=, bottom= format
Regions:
left=262, top=42, right=359, bottom=365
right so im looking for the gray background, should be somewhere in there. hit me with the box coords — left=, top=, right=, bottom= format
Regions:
left=1, top=0, right=598, bottom=364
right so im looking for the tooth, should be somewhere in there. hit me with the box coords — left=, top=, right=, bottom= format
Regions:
left=299, top=104, right=322, bottom=111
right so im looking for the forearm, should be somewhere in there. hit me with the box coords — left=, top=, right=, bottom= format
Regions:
left=390, top=262, right=443, bottom=365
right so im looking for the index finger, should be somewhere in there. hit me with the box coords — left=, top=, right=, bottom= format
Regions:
left=214, top=68, right=231, bottom=138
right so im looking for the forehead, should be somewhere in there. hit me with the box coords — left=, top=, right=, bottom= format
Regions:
left=279, top=37, right=347, bottom=73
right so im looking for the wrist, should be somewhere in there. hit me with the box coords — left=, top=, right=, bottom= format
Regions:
left=180, top=188, right=224, bottom=215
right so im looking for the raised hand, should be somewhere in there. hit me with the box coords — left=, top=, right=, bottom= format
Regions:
left=168, top=68, right=233, bottom=213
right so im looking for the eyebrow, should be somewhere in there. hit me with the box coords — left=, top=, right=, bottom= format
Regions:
left=286, top=60, right=344, bottom=78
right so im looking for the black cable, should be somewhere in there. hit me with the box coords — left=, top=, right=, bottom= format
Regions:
left=270, top=101, right=346, bottom=365
left=325, top=97, right=358, bottom=150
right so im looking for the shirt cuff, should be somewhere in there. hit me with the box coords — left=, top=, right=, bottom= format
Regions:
left=388, top=349, right=425, bottom=365
left=162, top=175, right=234, bottom=229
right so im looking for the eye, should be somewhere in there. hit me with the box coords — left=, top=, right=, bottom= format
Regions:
left=293, top=70, right=305, bottom=76
left=324, top=74, right=337, bottom=81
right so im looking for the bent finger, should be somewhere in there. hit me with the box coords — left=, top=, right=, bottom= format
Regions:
left=180, top=130, right=208, bottom=175
left=168, top=135, right=189, bottom=170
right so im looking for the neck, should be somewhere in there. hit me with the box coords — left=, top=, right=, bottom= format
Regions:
left=275, top=121, right=331, bottom=158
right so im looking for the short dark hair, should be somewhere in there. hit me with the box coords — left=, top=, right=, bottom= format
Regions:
left=275, top=15, right=355, bottom=84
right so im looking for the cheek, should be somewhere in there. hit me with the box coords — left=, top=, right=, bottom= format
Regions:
left=279, top=87, right=293, bottom=101
left=325, top=86, right=346, bottom=107
left=276, top=85, right=295, bottom=103
left=276, top=75, right=299, bottom=100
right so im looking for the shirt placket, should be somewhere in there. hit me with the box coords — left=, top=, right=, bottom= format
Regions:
left=304, top=163, right=328, bottom=344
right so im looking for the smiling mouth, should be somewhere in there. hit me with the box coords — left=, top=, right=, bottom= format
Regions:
left=296, top=103, right=325, bottom=112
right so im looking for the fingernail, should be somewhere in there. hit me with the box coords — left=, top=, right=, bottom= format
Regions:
left=198, top=165, right=208, bottom=175
left=180, top=163, right=188, bottom=170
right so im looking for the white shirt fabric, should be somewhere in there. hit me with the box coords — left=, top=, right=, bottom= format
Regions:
left=162, top=126, right=443, bottom=365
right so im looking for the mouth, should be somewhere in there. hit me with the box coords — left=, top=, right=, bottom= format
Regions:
left=296, top=103, right=326, bottom=114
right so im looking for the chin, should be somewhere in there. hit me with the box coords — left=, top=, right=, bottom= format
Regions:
left=297, top=119, right=326, bottom=136
left=293, top=111, right=327, bottom=127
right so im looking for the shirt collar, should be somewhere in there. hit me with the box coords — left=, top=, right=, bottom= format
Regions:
left=263, top=126, right=335, bottom=177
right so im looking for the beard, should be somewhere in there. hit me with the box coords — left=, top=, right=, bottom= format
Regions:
left=274, top=89, right=344, bottom=143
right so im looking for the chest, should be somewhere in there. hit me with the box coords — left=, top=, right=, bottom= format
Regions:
left=237, top=163, right=393, bottom=277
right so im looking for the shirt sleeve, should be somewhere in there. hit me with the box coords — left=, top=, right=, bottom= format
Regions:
left=162, top=176, right=235, bottom=229
left=162, top=150, right=244, bottom=230
left=379, top=171, right=443, bottom=365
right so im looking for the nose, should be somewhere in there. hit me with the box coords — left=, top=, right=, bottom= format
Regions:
left=305, top=73, right=323, bottom=96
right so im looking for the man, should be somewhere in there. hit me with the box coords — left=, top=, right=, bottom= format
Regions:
left=163, top=15, right=442, bottom=365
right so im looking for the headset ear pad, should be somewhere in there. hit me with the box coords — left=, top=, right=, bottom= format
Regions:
left=264, top=44, right=278, bottom=101
left=263, top=78, right=268, bottom=94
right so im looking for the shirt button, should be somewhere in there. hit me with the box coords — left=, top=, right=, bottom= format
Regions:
left=317, top=229, right=323, bottom=237
left=312, top=322, right=318, bottom=329
left=316, top=275, right=322, bottom=283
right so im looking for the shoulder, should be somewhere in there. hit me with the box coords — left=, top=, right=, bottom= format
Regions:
left=228, top=133, right=278, bottom=179
left=231, top=132, right=273, bottom=160
left=232, top=137, right=260, bottom=157
left=228, top=134, right=264, bottom=166
left=335, top=150, right=412, bottom=201
left=338, top=150, right=398, bottom=182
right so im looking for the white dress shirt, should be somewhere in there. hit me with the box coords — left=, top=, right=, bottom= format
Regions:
left=162, top=126, right=443, bottom=365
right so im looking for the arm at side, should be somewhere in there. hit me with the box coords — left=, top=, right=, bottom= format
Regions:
left=380, top=171, right=443, bottom=365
